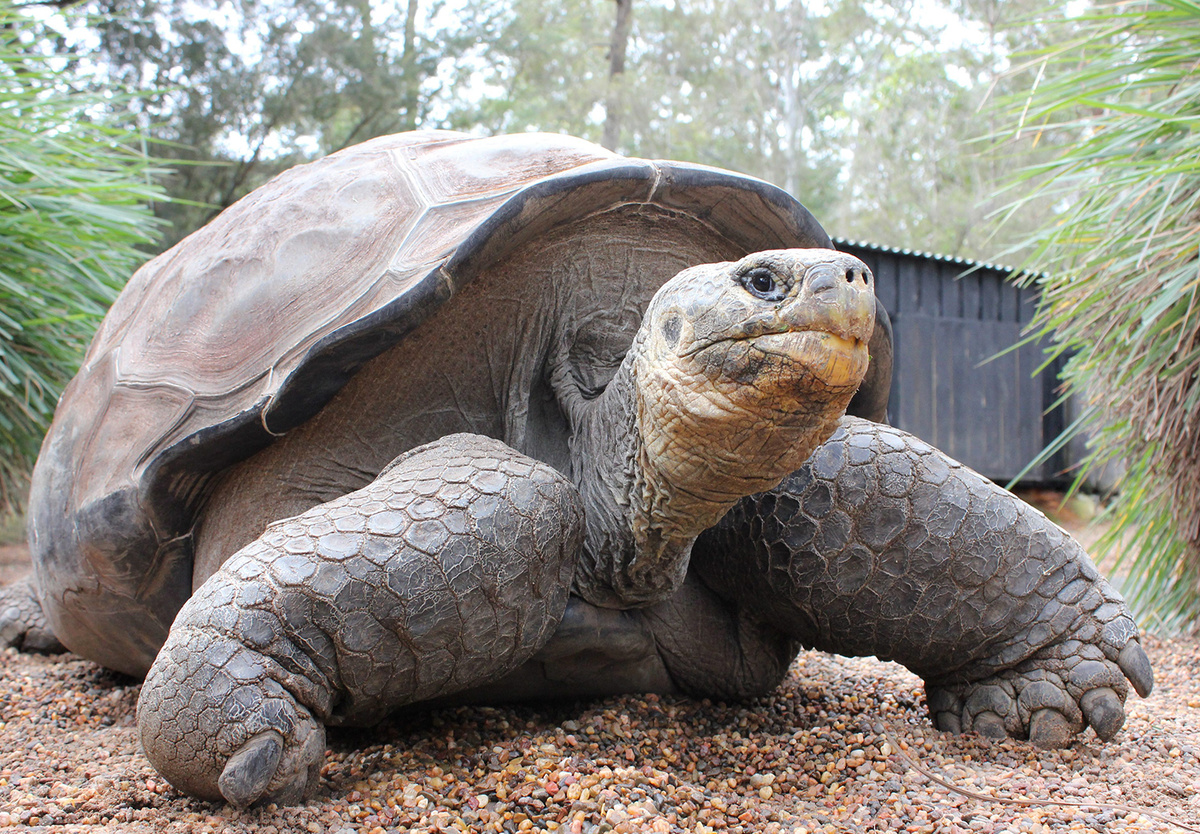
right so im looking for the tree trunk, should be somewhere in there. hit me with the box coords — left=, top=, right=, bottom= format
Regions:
left=400, top=0, right=421, bottom=131
left=774, top=0, right=808, bottom=197
left=601, top=0, right=633, bottom=151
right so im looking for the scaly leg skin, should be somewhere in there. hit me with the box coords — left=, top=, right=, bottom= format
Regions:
left=692, top=416, right=1154, bottom=748
left=0, top=576, right=65, bottom=653
left=137, top=434, right=582, bottom=806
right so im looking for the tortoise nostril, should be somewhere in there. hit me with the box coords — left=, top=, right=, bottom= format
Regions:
left=845, top=267, right=871, bottom=287
left=806, top=263, right=870, bottom=294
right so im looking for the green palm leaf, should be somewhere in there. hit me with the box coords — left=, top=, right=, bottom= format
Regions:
left=998, top=0, right=1200, bottom=630
left=0, top=7, right=165, bottom=512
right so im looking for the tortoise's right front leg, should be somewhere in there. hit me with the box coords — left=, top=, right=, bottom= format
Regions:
left=138, top=434, right=581, bottom=806
left=693, top=417, right=1153, bottom=748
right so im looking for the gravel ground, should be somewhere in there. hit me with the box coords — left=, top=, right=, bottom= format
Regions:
left=2, top=501, right=1200, bottom=834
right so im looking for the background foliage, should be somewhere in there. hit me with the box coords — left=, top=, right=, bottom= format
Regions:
left=0, top=4, right=164, bottom=511
left=999, top=0, right=1200, bottom=628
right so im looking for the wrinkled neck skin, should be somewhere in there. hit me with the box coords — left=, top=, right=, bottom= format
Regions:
left=568, top=340, right=852, bottom=609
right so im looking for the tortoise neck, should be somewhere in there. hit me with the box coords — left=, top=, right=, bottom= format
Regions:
left=569, top=352, right=784, bottom=610
left=568, top=342, right=848, bottom=610
left=570, top=358, right=693, bottom=609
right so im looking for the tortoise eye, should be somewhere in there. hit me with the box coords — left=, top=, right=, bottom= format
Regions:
left=741, top=267, right=784, bottom=301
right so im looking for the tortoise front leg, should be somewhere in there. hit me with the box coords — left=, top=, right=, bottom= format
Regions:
left=692, top=416, right=1153, bottom=748
left=137, top=434, right=581, bottom=806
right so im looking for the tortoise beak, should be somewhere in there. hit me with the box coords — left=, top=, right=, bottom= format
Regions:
left=759, top=257, right=874, bottom=390
left=780, top=259, right=876, bottom=346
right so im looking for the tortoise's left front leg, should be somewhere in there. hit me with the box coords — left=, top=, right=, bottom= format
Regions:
left=693, top=416, right=1153, bottom=748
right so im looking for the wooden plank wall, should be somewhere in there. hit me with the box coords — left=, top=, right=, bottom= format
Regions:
left=837, top=242, right=1067, bottom=485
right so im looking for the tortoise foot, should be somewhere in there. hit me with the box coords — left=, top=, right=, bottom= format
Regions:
left=926, top=638, right=1152, bottom=747
left=139, top=639, right=327, bottom=807
left=0, top=576, right=65, bottom=654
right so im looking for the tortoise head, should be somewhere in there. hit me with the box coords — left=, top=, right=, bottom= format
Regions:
left=632, top=248, right=876, bottom=508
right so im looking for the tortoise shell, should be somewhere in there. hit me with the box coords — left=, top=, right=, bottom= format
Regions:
left=28, top=130, right=833, bottom=674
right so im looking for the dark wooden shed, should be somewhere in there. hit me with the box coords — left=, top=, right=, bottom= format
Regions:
left=835, top=239, right=1067, bottom=486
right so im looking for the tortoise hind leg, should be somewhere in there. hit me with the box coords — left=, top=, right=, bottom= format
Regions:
left=692, top=416, right=1153, bottom=747
left=138, top=434, right=582, bottom=806
left=451, top=576, right=799, bottom=704
left=0, top=576, right=65, bottom=653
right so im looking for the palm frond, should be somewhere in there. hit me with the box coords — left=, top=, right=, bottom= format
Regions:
left=996, top=0, right=1200, bottom=628
left=0, top=6, right=166, bottom=511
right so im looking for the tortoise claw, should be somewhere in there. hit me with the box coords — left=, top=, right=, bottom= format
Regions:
left=932, top=711, right=962, bottom=734
left=218, top=730, right=284, bottom=808
left=1029, top=708, right=1072, bottom=749
left=963, top=684, right=1015, bottom=734
left=1118, top=641, right=1154, bottom=698
left=973, top=710, right=1008, bottom=739
left=1081, top=686, right=1125, bottom=741
left=928, top=689, right=963, bottom=733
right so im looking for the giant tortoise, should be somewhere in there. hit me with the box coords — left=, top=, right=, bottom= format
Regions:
left=0, top=131, right=1152, bottom=806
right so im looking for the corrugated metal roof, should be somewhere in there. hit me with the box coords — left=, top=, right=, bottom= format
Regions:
left=832, top=237, right=1035, bottom=277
